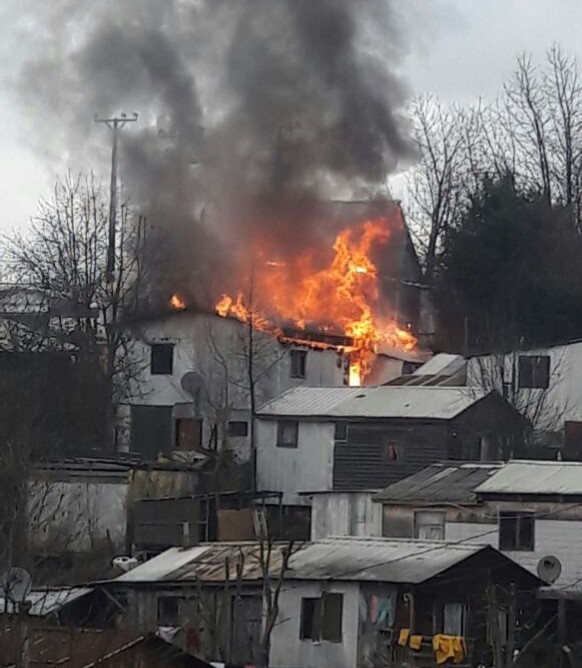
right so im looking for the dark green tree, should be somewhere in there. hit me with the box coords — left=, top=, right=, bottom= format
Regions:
left=436, top=175, right=582, bottom=353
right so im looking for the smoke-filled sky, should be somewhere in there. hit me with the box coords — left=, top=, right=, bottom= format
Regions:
left=0, top=0, right=581, bottom=234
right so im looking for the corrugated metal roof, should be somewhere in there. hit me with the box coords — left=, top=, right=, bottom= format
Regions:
left=374, top=462, right=504, bottom=503
left=256, top=386, right=491, bottom=420
left=475, top=460, right=582, bottom=496
left=0, top=587, right=93, bottom=616
left=111, top=537, right=511, bottom=585
left=413, top=354, right=466, bottom=377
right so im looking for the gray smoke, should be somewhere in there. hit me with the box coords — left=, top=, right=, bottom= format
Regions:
left=13, top=0, right=413, bottom=306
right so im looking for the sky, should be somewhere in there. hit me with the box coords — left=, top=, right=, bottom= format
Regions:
left=1, top=0, right=582, bottom=233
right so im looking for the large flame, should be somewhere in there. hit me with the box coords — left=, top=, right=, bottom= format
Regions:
left=215, top=217, right=417, bottom=384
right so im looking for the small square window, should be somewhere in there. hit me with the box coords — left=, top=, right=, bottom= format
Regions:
left=499, top=512, right=534, bottom=551
left=228, top=421, right=248, bottom=437
left=277, top=421, right=298, bottom=448
left=157, top=596, right=180, bottom=626
left=290, top=350, right=307, bottom=379
left=175, top=418, right=202, bottom=451
left=518, top=355, right=550, bottom=389
left=334, top=423, right=348, bottom=441
left=150, top=343, right=174, bottom=375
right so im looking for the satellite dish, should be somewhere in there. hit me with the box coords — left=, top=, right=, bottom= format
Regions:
left=181, top=372, right=203, bottom=396
left=537, top=555, right=562, bottom=584
left=0, top=568, right=32, bottom=602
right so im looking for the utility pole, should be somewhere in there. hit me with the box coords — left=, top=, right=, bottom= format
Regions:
left=95, top=112, right=138, bottom=281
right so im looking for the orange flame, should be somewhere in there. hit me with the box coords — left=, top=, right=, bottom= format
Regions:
left=169, top=293, right=187, bottom=311
left=215, top=217, right=417, bottom=384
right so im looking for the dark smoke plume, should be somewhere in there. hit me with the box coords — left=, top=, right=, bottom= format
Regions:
left=13, top=0, right=413, bottom=307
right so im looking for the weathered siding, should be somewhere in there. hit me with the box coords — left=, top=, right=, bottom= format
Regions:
left=333, top=422, right=449, bottom=490
left=383, top=502, right=582, bottom=587
left=121, top=313, right=345, bottom=460
left=311, top=492, right=382, bottom=540
left=256, top=421, right=335, bottom=505
left=270, top=581, right=360, bottom=668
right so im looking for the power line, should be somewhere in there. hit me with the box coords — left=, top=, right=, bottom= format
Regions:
left=95, top=112, right=138, bottom=282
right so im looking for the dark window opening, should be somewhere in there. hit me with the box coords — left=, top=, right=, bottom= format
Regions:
left=131, top=405, right=172, bottom=458
left=384, top=444, right=400, bottom=462
left=499, top=512, right=534, bottom=551
left=402, top=361, right=423, bottom=375
left=175, top=418, right=202, bottom=451
left=300, top=593, right=343, bottom=642
left=157, top=596, right=180, bottom=626
left=290, top=350, right=307, bottom=379
left=228, top=421, right=249, bottom=437
left=565, top=421, right=582, bottom=455
left=518, top=355, right=550, bottom=389
left=277, top=421, right=298, bottom=448
left=151, top=343, right=174, bottom=375
left=334, top=423, right=348, bottom=441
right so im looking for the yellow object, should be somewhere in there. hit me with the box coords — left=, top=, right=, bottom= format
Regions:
left=409, top=635, right=423, bottom=650
left=398, top=628, right=410, bottom=646
left=432, top=634, right=466, bottom=665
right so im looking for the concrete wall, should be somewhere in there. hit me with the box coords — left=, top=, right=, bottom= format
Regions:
left=256, top=420, right=335, bottom=505
left=270, top=581, right=360, bottom=668
left=311, top=492, right=382, bottom=540
left=122, top=313, right=345, bottom=460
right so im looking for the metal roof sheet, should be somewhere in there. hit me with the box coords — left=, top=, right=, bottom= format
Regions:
left=413, top=354, right=466, bottom=377
left=111, top=538, right=511, bottom=585
left=374, top=462, right=504, bottom=503
left=475, top=460, right=582, bottom=496
left=256, top=386, right=491, bottom=420
left=0, top=587, right=93, bottom=616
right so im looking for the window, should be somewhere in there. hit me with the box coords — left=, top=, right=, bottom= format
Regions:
left=228, top=421, right=249, bottom=437
left=414, top=510, right=445, bottom=540
left=157, top=596, right=180, bottom=626
left=384, top=444, right=401, bottom=462
left=334, top=423, right=348, bottom=441
left=290, top=350, right=307, bottom=379
left=277, top=421, right=298, bottom=448
left=565, top=421, right=582, bottom=454
left=499, top=512, right=534, bottom=551
left=150, top=343, right=174, bottom=375
left=443, top=603, right=467, bottom=636
left=300, top=593, right=343, bottom=642
left=518, top=355, right=550, bottom=389
left=175, top=418, right=202, bottom=451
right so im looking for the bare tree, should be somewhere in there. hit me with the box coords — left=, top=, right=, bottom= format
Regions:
left=3, top=172, right=143, bottom=451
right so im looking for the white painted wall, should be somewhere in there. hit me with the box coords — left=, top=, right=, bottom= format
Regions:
left=123, top=312, right=346, bottom=458
left=311, top=492, right=383, bottom=540
left=445, top=519, right=582, bottom=587
left=270, top=581, right=360, bottom=668
left=27, top=479, right=128, bottom=552
left=467, top=342, right=582, bottom=434
left=256, top=420, right=335, bottom=505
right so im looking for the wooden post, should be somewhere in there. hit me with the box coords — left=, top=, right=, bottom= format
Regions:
left=505, top=584, right=516, bottom=668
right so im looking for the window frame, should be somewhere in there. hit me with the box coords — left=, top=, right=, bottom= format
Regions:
left=300, top=592, right=343, bottom=643
left=157, top=596, right=180, bottom=626
left=499, top=511, right=535, bottom=551
left=228, top=421, right=249, bottom=438
left=414, top=510, right=446, bottom=540
left=518, top=355, right=550, bottom=389
left=174, top=418, right=203, bottom=451
left=290, top=349, right=308, bottom=379
left=277, top=420, right=299, bottom=448
left=150, top=343, right=174, bottom=375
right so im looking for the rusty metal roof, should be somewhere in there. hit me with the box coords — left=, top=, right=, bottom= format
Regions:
left=111, top=537, right=532, bottom=586
left=257, top=386, right=492, bottom=420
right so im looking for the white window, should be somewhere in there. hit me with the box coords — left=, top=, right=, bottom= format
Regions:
left=414, top=510, right=445, bottom=540
left=444, top=603, right=467, bottom=635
